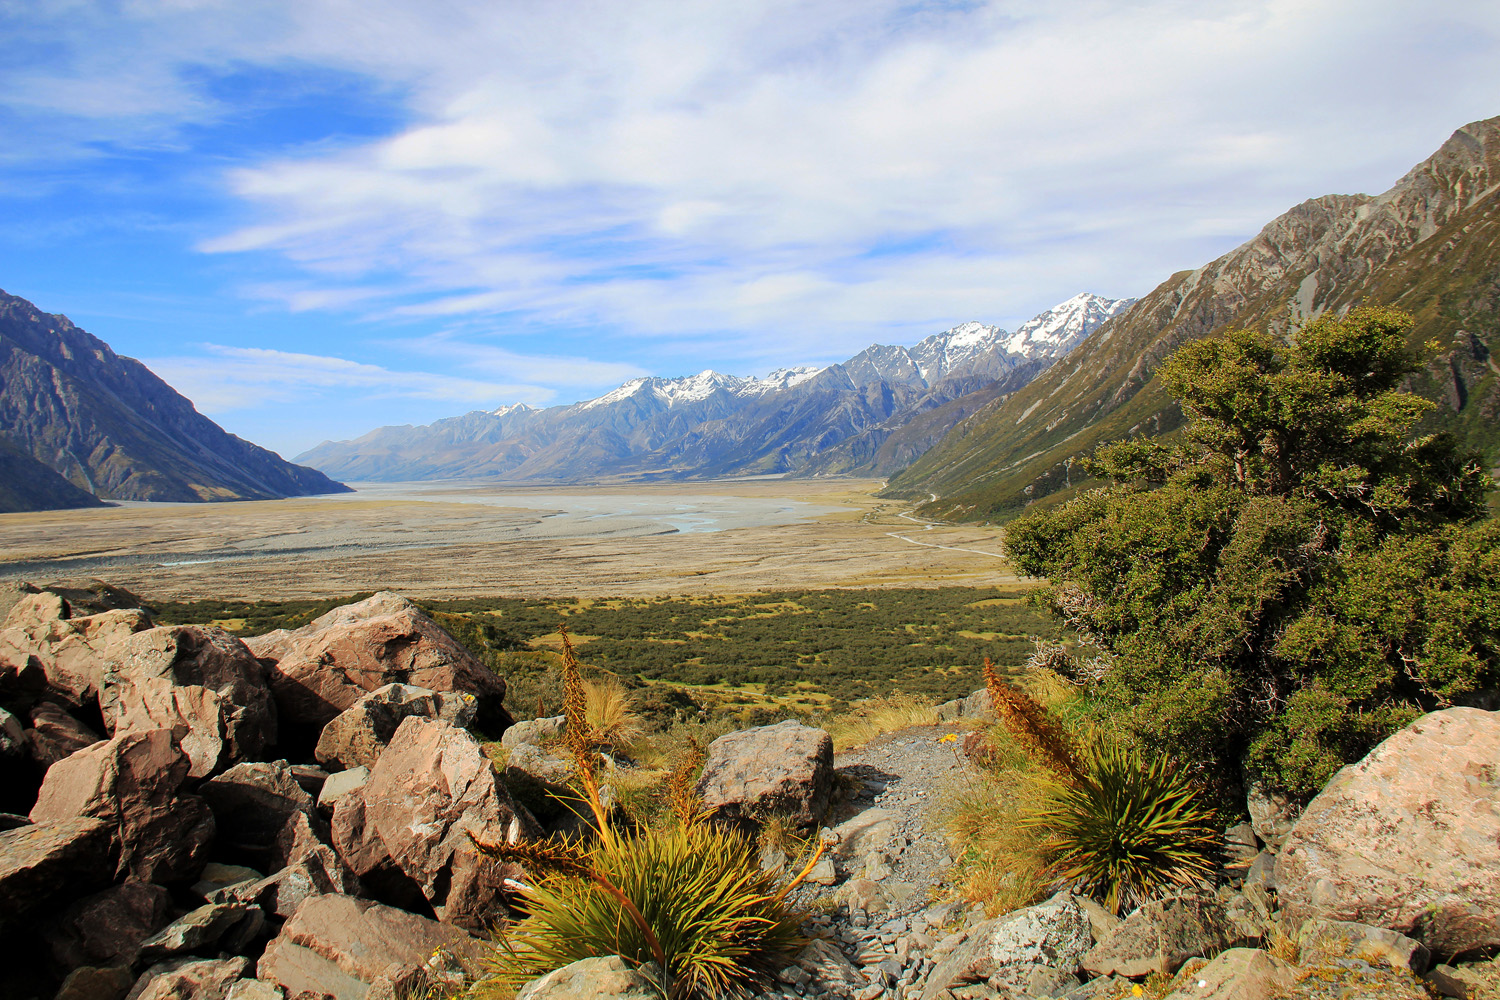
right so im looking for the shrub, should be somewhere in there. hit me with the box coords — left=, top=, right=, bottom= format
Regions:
left=1025, top=739, right=1218, bottom=914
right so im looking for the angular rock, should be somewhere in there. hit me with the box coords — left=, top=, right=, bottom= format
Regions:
left=200, top=761, right=318, bottom=862
left=106, top=625, right=277, bottom=778
left=1082, top=896, right=1232, bottom=979
left=1245, top=782, right=1300, bottom=851
left=3, top=589, right=68, bottom=628
left=231, top=849, right=362, bottom=919
left=501, top=715, right=566, bottom=748
left=316, top=767, right=368, bottom=815
left=55, top=965, right=137, bottom=1000
left=516, top=955, right=660, bottom=1000
left=1297, top=918, right=1430, bottom=974
left=695, top=720, right=834, bottom=829
left=226, top=981, right=286, bottom=1000
left=0, top=706, right=24, bottom=757
left=829, top=807, right=899, bottom=859
left=256, top=894, right=487, bottom=1000
left=30, top=728, right=214, bottom=883
left=245, top=593, right=507, bottom=728
left=25, top=700, right=102, bottom=772
left=1161, top=948, right=1293, bottom=1000
left=45, top=881, right=173, bottom=968
left=127, top=956, right=251, bottom=1000
left=0, top=608, right=153, bottom=708
left=195, top=863, right=265, bottom=902
left=349, top=717, right=534, bottom=929
left=797, top=939, right=866, bottom=992
left=138, top=902, right=256, bottom=962
left=313, top=683, right=476, bottom=772
left=962, top=687, right=995, bottom=720
left=922, top=892, right=1093, bottom=1000
left=0, top=817, right=116, bottom=924
left=1276, top=707, right=1500, bottom=955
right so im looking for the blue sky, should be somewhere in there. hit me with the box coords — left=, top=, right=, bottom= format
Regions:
left=2, top=0, right=1499, bottom=458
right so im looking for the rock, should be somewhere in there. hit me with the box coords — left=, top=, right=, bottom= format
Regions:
left=45, top=881, right=173, bottom=968
left=516, top=955, right=660, bottom=1000
left=1243, top=851, right=1277, bottom=892
left=195, top=863, right=265, bottom=902
left=256, top=894, right=487, bottom=1000
left=1160, top=948, right=1293, bottom=1000
left=504, top=742, right=574, bottom=784
left=54, top=965, right=136, bottom=1000
left=1424, top=964, right=1472, bottom=999
left=226, top=982, right=286, bottom=1000
left=1276, top=707, right=1500, bottom=955
left=1075, top=896, right=1121, bottom=944
left=138, top=902, right=256, bottom=961
left=0, top=608, right=153, bottom=708
left=961, top=688, right=994, bottom=721
left=25, top=701, right=102, bottom=772
left=922, top=892, right=1093, bottom=1000
left=1082, top=896, right=1232, bottom=979
left=0, top=706, right=24, bottom=757
left=3, top=589, right=68, bottom=627
left=232, top=850, right=362, bottom=919
left=31, top=728, right=215, bottom=883
left=105, top=625, right=277, bottom=778
left=316, top=767, right=369, bottom=815
left=1245, top=783, right=1300, bottom=851
left=345, top=716, right=534, bottom=929
left=797, top=939, right=866, bottom=992
left=364, top=964, right=431, bottom=1000
left=807, top=854, right=838, bottom=886
left=127, top=956, right=251, bottom=1000
left=0, top=817, right=116, bottom=924
left=695, top=720, right=834, bottom=829
left=314, top=683, right=476, bottom=772
left=501, top=715, right=566, bottom=748
left=200, top=761, right=319, bottom=861
left=830, top=807, right=899, bottom=859
left=245, top=593, right=508, bottom=729
left=1297, top=918, right=1430, bottom=974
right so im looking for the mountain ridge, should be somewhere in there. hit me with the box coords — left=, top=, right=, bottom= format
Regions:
left=884, top=114, right=1500, bottom=519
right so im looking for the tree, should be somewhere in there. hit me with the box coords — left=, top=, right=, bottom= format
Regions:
left=1006, top=307, right=1499, bottom=798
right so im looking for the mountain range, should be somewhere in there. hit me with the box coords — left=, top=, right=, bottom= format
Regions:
left=294, top=292, right=1134, bottom=483
left=0, top=290, right=349, bottom=513
left=884, top=114, right=1500, bottom=520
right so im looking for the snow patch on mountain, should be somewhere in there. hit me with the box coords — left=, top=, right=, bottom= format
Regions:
left=1003, top=292, right=1136, bottom=360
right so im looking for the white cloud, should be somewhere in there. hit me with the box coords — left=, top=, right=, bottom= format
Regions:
left=143, top=344, right=549, bottom=413
left=8, top=0, right=1500, bottom=355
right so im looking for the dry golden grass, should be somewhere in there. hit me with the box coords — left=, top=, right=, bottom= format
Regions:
left=937, top=761, right=1058, bottom=917
left=582, top=676, right=644, bottom=751
left=825, top=693, right=940, bottom=750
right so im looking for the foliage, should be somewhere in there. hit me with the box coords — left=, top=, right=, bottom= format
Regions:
left=1006, top=309, right=1500, bottom=797
left=823, top=693, right=941, bottom=751
left=473, top=628, right=817, bottom=1000
left=1025, top=740, right=1218, bottom=914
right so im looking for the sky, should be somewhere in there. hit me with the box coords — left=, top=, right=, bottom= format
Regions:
left=2, top=1, right=1499, bottom=458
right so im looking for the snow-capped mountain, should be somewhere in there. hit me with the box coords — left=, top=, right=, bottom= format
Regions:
left=298, top=292, right=1139, bottom=483
left=1003, top=292, right=1136, bottom=359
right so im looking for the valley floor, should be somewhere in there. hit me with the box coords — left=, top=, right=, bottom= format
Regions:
left=0, top=479, right=1031, bottom=600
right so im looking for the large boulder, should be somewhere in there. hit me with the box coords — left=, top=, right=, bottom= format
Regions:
left=0, top=817, right=117, bottom=925
left=314, top=683, right=476, bottom=772
left=25, top=701, right=103, bottom=772
left=332, top=717, right=534, bottom=930
left=104, top=625, right=277, bottom=778
left=127, top=956, right=250, bottom=1000
left=0, top=608, right=153, bottom=707
left=1160, top=948, right=1294, bottom=1000
left=516, top=956, right=661, bottom=1000
left=44, top=881, right=173, bottom=968
left=30, top=728, right=215, bottom=883
left=199, top=761, right=318, bottom=863
left=2, top=588, right=68, bottom=628
left=1276, top=707, right=1500, bottom=956
left=922, top=892, right=1094, bottom=1000
left=1082, top=896, right=1233, bottom=979
left=695, top=720, right=834, bottom=829
left=256, top=894, right=486, bottom=1000
left=245, top=593, right=507, bottom=729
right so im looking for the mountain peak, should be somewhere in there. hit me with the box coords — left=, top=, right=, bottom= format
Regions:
left=1003, top=292, right=1136, bottom=360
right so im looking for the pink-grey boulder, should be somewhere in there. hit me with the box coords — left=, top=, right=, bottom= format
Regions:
left=695, top=719, right=834, bottom=830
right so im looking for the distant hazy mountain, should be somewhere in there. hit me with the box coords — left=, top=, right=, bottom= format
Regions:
left=0, top=289, right=350, bottom=511
left=886, top=114, right=1500, bottom=521
left=297, top=293, right=1133, bottom=483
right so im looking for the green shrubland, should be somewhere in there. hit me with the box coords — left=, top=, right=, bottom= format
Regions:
left=1005, top=307, right=1500, bottom=799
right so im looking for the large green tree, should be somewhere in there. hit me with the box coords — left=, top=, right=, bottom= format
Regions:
left=1006, top=307, right=1499, bottom=798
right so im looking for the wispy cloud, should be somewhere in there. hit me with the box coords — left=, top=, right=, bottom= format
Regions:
left=143, top=344, right=547, bottom=413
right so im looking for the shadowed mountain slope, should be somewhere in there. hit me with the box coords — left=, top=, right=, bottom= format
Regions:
left=0, top=289, right=350, bottom=509
left=886, top=115, right=1500, bottom=520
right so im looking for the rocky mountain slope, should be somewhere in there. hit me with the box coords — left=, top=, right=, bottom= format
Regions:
left=886, top=115, right=1500, bottom=520
left=297, top=293, right=1132, bottom=483
left=0, top=290, right=350, bottom=510
left=0, top=433, right=107, bottom=513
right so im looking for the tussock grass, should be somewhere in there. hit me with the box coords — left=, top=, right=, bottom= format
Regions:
left=825, top=693, right=940, bottom=750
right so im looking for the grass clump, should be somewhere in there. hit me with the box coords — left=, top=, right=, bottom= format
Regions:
left=473, top=627, right=822, bottom=1000
left=825, top=693, right=941, bottom=750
